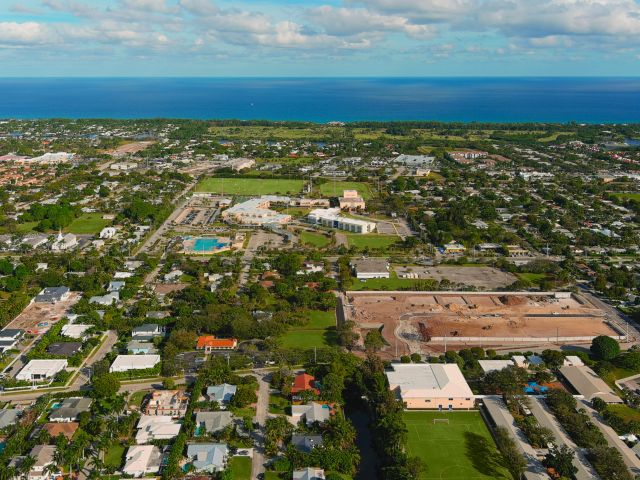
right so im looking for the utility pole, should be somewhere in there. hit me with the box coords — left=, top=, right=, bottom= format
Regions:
left=314, top=346, right=317, bottom=364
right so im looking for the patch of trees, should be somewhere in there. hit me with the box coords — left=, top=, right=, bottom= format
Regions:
left=20, top=202, right=79, bottom=232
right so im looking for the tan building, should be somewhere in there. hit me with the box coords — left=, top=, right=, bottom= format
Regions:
left=144, top=390, right=190, bottom=417
left=338, top=190, right=366, bottom=211
left=386, top=363, right=474, bottom=410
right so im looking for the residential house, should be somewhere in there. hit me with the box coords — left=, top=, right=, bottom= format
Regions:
left=291, top=434, right=323, bottom=453
left=43, top=422, right=78, bottom=440
left=60, top=324, right=91, bottom=340
left=205, top=383, right=237, bottom=404
left=46, top=342, right=82, bottom=357
left=144, top=390, right=189, bottom=417
left=49, top=397, right=92, bottom=422
left=186, top=443, right=229, bottom=473
left=127, top=340, right=157, bottom=355
left=291, top=373, right=320, bottom=397
left=132, top=323, right=165, bottom=341
left=16, top=359, right=67, bottom=381
left=123, top=445, right=162, bottom=478
left=289, top=403, right=332, bottom=426
left=108, top=280, right=126, bottom=292
left=26, top=445, right=56, bottom=480
left=99, top=227, right=117, bottom=239
left=51, top=232, right=77, bottom=251
left=135, top=415, right=181, bottom=444
left=89, top=292, right=119, bottom=306
left=195, top=411, right=233, bottom=434
left=0, top=409, right=20, bottom=429
left=35, top=286, right=70, bottom=303
left=293, top=467, right=326, bottom=480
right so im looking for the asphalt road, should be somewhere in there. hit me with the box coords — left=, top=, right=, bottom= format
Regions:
left=249, top=371, right=270, bottom=480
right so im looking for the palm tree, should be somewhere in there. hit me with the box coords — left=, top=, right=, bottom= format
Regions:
left=18, top=455, right=35, bottom=480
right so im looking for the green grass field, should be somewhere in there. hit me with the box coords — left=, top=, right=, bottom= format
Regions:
left=319, top=181, right=374, bottom=200
left=612, top=192, right=640, bottom=201
left=346, top=234, right=398, bottom=250
left=196, top=177, right=304, bottom=195
left=228, top=456, right=252, bottom=480
left=348, top=275, right=428, bottom=291
left=65, top=213, right=111, bottom=235
left=404, top=411, right=510, bottom=480
left=104, top=443, right=125, bottom=468
left=300, top=231, right=331, bottom=248
left=268, top=393, right=290, bottom=415
left=279, top=310, right=337, bottom=348
left=516, top=272, right=547, bottom=286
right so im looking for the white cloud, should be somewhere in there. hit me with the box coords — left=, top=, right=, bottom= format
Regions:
left=0, top=22, right=54, bottom=45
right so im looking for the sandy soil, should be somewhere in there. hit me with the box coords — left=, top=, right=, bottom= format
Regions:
left=6, top=292, right=81, bottom=333
left=346, top=292, right=619, bottom=355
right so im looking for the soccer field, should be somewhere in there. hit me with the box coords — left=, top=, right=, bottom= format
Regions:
left=196, top=177, right=304, bottom=195
left=319, top=181, right=373, bottom=199
left=404, top=411, right=510, bottom=480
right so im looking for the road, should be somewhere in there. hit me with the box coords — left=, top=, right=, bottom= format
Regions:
left=528, top=397, right=599, bottom=480
left=137, top=181, right=196, bottom=255
left=249, top=371, right=270, bottom=479
left=239, top=230, right=266, bottom=286
left=580, top=399, right=640, bottom=476
left=579, top=287, right=639, bottom=344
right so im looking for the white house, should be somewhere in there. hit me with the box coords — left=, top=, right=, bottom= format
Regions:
left=109, top=355, right=160, bottom=373
left=123, top=445, right=162, bottom=478
left=16, top=359, right=67, bottom=381
left=99, top=227, right=117, bottom=239
left=135, top=415, right=181, bottom=444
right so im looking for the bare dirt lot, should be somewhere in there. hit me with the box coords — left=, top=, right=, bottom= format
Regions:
left=394, top=265, right=517, bottom=289
left=107, top=141, right=154, bottom=157
left=5, top=292, right=81, bottom=333
left=345, top=291, right=620, bottom=356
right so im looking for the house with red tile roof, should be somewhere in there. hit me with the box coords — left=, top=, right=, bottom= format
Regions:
left=291, top=373, right=320, bottom=397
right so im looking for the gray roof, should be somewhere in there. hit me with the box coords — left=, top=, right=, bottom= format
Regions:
left=291, top=434, right=324, bottom=453
left=291, top=402, right=331, bottom=425
left=35, top=286, right=70, bottom=303
left=186, top=443, right=228, bottom=472
left=49, top=397, right=92, bottom=421
left=195, top=411, right=233, bottom=433
left=559, top=365, right=622, bottom=403
left=350, top=258, right=389, bottom=274
left=0, top=329, right=23, bottom=340
left=0, top=409, right=20, bottom=429
left=46, top=342, right=82, bottom=357
left=293, top=467, right=326, bottom=480
left=206, top=384, right=237, bottom=403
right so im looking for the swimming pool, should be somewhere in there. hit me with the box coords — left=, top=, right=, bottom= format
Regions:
left=193, top=238, right=228, bottom=252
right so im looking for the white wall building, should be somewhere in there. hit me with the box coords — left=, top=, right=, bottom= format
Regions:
left=110, top=354, right=160, bottom=373
left=16, top=359, right=67, bottom=381
left=308, top=208, right=376, bottom=234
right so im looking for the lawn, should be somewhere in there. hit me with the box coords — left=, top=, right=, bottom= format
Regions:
left=15, top=221, right=39, bottom=233
left=319, top=181, right=374, bottom=200
left=300, top=231, right=331, bottom=248
left=128, top=390, right=150, bottom=408
left=346, top=234, right=398, bottom=250
left=196, top=177, right=304, bottom=195
left=268, top=393, right=290, bottom=415
left=104, top=443, right=125, bottom=468
left=517, top=272, right=547, bottom=286
left=607, top=404, right=640, bottom=423
left=279, top=310, right=337, bottom=348
left=65, top=213, right=111, bottom=235
left=348, top=274, right=428, bottom=291
left=228, top=456, right=252, bottom=480
left=404, top=411, right=510, bottom=480
left=612, top=192, right=640, bottom=201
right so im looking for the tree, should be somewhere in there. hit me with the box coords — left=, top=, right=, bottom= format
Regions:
left=364, top=330, right=385, bottom=352
left=591, top=336, right=620, bottom=361
left=336, top=321, right=358, bottom=350
left=545, top=445, right=577, bottom=478
left=494, top=426, right=526, bottom=480
left=162, top=378, right=175, bottom=390
left=541, top=349, right=565, bottom=369
left=92, top=373, right=120, bottom=398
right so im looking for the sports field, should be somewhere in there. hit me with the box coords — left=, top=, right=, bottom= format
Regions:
left=404, top=411, right=510, bottom=480
left=319, top=181, right=374, bottom=199
left=196, top=177, right=304, bottom=195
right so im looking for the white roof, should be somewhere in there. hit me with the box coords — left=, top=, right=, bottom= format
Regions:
left=16, top=359, right=67, bottom=380
left=123, top=445, right=160, bottom=476
left=308, top=208, right=376, bottom=229
left=478, top=359, right=515, bottom=373
left=110, top=355, right=160, bottom=372
left=136, top=415, right=181, bottom=444
left=385, top=363, right=473, bottom=399
left=563, top=355, right=585, bottom=367
left=61, top=324, right=91, bottom=339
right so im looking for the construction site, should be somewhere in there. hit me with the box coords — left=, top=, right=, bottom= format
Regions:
left=342, top=291, right=628, bottom=356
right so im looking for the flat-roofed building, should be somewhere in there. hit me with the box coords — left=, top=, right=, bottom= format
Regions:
left=386, top=363, right=474, bottom=410
left=559, top=365, right=622, bottom=404
left=350, top=258, right=389, bottom=279
left=338, top=190, right=365, bottom=211
left=478, top=359, right=515, bottom=373
left=135, top=415, right=181, bottom=443
left=109, top=354, right=160, bottom=373
left=308, top=208, right=376, bottom=234
left=123, top=445, right=162, bottom=478
left=16, top=359, right=67, bottom=381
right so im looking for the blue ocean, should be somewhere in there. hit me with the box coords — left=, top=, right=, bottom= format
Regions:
left=0, top=77, right=638, bottom=123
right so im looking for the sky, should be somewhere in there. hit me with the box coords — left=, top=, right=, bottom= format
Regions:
left=1, top=0, right=639, bottom=77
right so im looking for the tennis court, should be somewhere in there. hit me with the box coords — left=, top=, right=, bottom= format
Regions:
left=404, top=411, right=510, bottom=480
